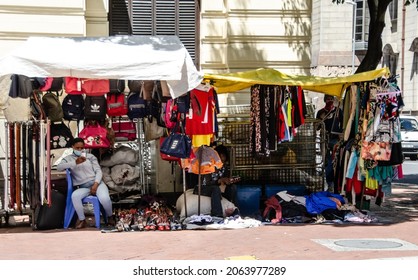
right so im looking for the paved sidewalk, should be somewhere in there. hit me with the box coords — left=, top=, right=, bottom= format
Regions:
left=1, top=182, right=418, bottom=260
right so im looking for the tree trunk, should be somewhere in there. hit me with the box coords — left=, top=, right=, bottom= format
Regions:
left=356, top=0, right=392, bottom=74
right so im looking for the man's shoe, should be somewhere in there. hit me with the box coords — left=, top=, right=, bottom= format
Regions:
left=75, top=219, right=87, bottom=229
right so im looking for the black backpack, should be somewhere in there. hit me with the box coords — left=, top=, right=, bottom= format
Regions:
left=84, top=95, right=107, bottom=120
left=9, top=74, right=33, bottom=98
left=109, top=79, right=125, bottom=94
left=62, top=94, right=85, bottom=121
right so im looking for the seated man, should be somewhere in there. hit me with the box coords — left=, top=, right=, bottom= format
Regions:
left=213, top=144, right=238, bottom=205
left=189, top=144, right=239, bottom=217
left=192, top=173, right=224, bottom=218
left=56, top=137, right=115, bottom=229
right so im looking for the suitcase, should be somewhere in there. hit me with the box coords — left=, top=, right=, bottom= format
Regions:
left=35, top=189, right=66, bottom=230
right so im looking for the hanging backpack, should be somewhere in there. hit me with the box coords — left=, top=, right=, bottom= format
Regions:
left=31, top=89, right=46, bottom=120
left=84, top=95, right=107, bottom=120
left=49, top=122, right=74, bottom=149
left=109, top=79, right=125, bottom=94
left=107, top=92, right=128, bottom=117
left=8, top=74, right=33, bottom=98
left=42, top=91, right=64, bottom=122
left=127, top=85, right=147, bottom=120
left=62, top=94, right=85, bottom=121
left=127, top=80, right=142, bottom=93
left=49, top=77, right=64, bottom=92
left=112, top=117, right=137, bottom=141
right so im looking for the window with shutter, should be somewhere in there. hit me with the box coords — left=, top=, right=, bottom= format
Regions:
left=109, top=0, right=198, bottom=63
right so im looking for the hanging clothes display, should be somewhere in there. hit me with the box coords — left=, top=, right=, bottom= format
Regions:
left=335, top=76, right=404, bottom=205
left=249, top=84, right=307, bottom=156
left=184, top=84, right=220, bottom=147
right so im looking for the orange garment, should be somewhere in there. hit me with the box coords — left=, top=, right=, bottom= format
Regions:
left=182, top=146, right=223, bottom=175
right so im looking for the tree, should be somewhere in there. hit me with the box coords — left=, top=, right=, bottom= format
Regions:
left=332, top=0, right=417, bottom=74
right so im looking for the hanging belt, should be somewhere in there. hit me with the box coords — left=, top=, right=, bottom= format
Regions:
left=27, top=123, right=36, bottom=209
left=46, top=119, right=51, bottom=206
left=3, top=122, right=9, bottom=211
left=22, top=122, right=28, bottom=205
left=15, top=122, right=22, bottom=212
left=9, top=122, right=16, bottom=209
left=33, top=122, right=41, bottom=208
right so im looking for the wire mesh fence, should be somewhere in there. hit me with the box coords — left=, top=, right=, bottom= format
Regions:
left=217, top=117, right=326, bottom=193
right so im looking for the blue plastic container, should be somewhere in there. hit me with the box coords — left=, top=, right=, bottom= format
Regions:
left=236, top=185, right=262, bottom=217
left=265, top=184, right=306, bottom=198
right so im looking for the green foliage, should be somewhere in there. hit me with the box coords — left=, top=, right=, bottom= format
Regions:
left=333, top=0, right=417, bottom=9
left=405, top=0, right=418, bottom=10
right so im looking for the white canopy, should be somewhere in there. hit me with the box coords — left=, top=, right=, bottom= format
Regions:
left=0, top=35, right=203, bottom=98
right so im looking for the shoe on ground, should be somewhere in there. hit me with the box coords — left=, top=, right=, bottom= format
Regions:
left=75, top=219, right=87, bottom=229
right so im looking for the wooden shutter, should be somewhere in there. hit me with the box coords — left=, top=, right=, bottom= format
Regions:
left=109, top=0, right=198, bottom=62
left=178, top=0, right=197, bottom=61
left=109, top=0, right=131, bottom=35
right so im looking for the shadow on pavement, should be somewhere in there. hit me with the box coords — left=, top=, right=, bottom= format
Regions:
left=369, top=181, right=418, bottom=224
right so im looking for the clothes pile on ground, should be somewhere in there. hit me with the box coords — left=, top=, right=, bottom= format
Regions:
left=262, top=191, right=378, bottom=225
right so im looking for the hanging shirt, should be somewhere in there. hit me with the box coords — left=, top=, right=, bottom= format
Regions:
left=185, top=87, right=217, bottom=136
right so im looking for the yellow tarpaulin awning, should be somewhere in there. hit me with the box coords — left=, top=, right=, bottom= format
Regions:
left=203, top=67, right=390, bottom=98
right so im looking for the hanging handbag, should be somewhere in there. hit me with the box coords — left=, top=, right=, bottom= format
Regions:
left=159, top=137, right=181, bottom=162
left=164, top=99, right=177, bottom=129
left=78, top=122, right=111, bottom=148
left=65, top=77, right=109, bottom=96
left=144, top=116, right=165, bottom=142
left=64, top=77, right=84, bottom=94
left=160, top=121, right=192, bottom=159
left=49, top=122, right=74, bottom=149
left=378, top=142, right=404, bottom=166
left=361, top=140, right=392, bottom=161
left=81, top=79, right=110, bottom=96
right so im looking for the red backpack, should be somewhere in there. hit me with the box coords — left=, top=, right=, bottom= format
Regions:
left=107, top=92, right=128, bottom=117
left=262, top=195, right=282, bottom=224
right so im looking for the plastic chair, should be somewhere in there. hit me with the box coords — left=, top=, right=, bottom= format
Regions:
left=63, top=169, right=107, bottom=229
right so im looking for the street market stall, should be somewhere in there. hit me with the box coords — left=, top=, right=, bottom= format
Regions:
left=0, top=35, right=202, bottom=228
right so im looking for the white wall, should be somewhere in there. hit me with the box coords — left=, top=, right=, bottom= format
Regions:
left=200, top=0, right=312, bottom=105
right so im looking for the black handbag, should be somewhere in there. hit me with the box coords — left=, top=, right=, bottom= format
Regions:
left=160, top=121, right=191, bottom=159
left=49, top=122, right=74, bottom=149
left=378, top=142, right=404, bottom=166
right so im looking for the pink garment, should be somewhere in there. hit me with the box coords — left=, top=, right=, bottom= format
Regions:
left=397, top=164, right=403, bottom=179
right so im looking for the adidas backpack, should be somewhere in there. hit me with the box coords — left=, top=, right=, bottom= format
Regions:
left=62, top=94, right=84, bottom=121
left=84, top=95, right=107, bottom=120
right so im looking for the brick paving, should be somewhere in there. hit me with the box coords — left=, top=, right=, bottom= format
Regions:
left=0, top=182, right=417, bottom=260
